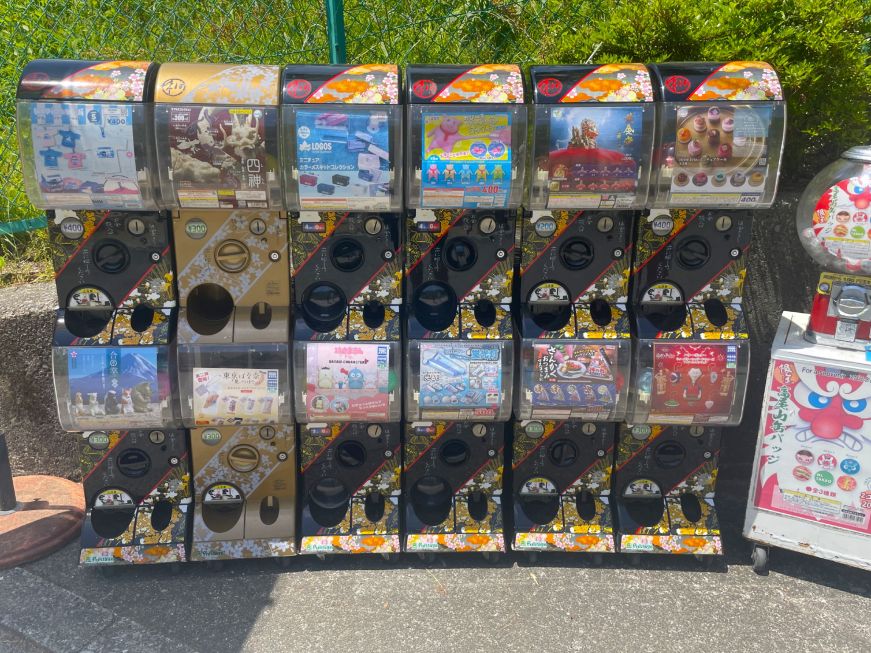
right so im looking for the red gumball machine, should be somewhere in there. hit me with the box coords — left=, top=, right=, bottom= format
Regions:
left=744, top=147, right=871, bottom=574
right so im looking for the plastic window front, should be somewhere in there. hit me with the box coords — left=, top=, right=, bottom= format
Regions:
left=17, top=101, right=159, bottom=211
left=406, top=339, right=514, bottom=421
left=528, top=103, right=655, bottom=210
left=651, top=101, right=786, bottom=209
left=282, top=104, right=403, bottom=212
left=154, top=104, right=282, bottom=210
left=516, top=338, right=631, bottom=422
left=293, top=340, right=401, bottom=423
left=628, top=339, right=750, bottom=426
left=176, top=343, right=291, bottom=427
left=406, top=104, right=527, bottom=210
left=52, top=344, right=177, bottom=431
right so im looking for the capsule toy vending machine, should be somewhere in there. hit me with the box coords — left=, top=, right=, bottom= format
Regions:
left=620, top=62, right=786, bottom=556
left=401, top=64, right=525, bottom=558
left=744, top=148, right=871, bottom=573
left=510, top=64, right=655, bottom=556
left=282, top=64, right=403, bottom=556
left=154, top=63, right=295, bottom=561
left=16, top=59, right=191, bottom=565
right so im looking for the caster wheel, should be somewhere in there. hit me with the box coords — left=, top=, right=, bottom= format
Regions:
left=751, top=545, right=769, bottom=575
left=526, top=551, right=539, bottom=564
left=315, top=553, right=335, bottom=564
left=628, top=553, right=642, bottom=567
left=206, top=560, right=224, bottom=571
left=273, top=556, right=293, bottom=569
left=167, top=562, right=183, bottom=575
left=591, top=553, right=604, bottom=566
left=417, top=552, right=436, bottom=564
left=380, top=553, right=399, bottom=564
left=482, top=551, right=501, bottom=564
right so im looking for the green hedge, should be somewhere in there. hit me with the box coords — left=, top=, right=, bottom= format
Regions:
left=548, top=0, right=871, bottom=184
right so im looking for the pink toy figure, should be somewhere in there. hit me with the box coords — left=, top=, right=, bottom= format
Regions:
left=427, top=116, right=464, bottom=153
left=427, top=164, right=440, bottom=182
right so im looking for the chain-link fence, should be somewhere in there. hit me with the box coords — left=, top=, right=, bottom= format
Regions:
left=0, top=0, right=591, bottom=229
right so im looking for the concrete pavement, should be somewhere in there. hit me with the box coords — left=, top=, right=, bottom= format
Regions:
left=1, top=485, right=869, bottom=653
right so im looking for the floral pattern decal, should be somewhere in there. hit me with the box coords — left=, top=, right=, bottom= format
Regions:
left=434, top=64, right=524, bottom=103
left=40, top=61, right=150, bottom=101
left=689, top=62, right=783, bottom=101
left=306, top=65, right=399, bottom=104
left=561, top=64, right=654, bottom=103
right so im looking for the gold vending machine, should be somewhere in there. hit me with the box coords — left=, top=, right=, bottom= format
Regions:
left=154, top=63, right=296, bottom=561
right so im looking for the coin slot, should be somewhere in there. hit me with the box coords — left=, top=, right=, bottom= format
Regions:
left=443, top=237, right=477, bottom=271
left=467, top=491, right=488, bottom=522
left=301, top=282, right=347, bottom=333
left=589, top=298, right=613, bottom=327
left=116, top=448, right=151, bottom=478
left=439, top=439, right=470, bottom=466
left=90, top=503, right=136, bottom=539
left=130, top=304, right=155, bottom=333
left=260, top=496, right=280, bottom=526
left=64, top=308, right=113, bottom=338
left=548, top=439, right=578, bottom=467
left=330, top=238, right=365, bottom=273
left=676, top=236, right=710, bottom=270
left=703, top=298, right=729, bottom=328
left=411, top=475, right=453, bottom=526
left=93, top=239, right=131, bottom=274
left=309, top=477, right=350, bottom=527
left=576, top=490, right=597, bottom=522
left=250, top=302, right=272, bottom=330
left=187, top=283, right=234, bottom=336
left=653, top=441, right=686, bottom=469
left=413, top=281, right=457, bottom=333
left=149, top=500, right=173, bottom=532
left=364, top=492, right=386, bottom=523
left=473, top=299, right=496, bottom=328
left=362, top=301, right=385, bottom=329
left=337, top=440, right=367, bottom=468
left=560, top=237, right=595, bottom=270
left=227, top=444, right=260, bottom=473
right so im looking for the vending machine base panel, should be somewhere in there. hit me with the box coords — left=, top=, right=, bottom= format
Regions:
left=300, top=534, right=401, bottom=555
left=190, top=539, right=296, bottom=562
left=514, top=495, right=616, bottom=554
left=617, top=497, right=722, bottom=555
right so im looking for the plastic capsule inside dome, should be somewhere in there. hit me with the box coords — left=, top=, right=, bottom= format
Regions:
left=796, top=146, right=871, bottom=274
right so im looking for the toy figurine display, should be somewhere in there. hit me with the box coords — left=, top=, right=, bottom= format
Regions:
left=744, top=146, right=871, bottom=574
left=19, top=59, right=801, bottom=568
left=154, top=62, right=296, bottom=561
left=283, top=65, right=403, bottom=555
left=402, top=64, right=527, bottom=557
left=511, top=64, right=654, bottom=555
left=618, top=62, right=785, bottom=557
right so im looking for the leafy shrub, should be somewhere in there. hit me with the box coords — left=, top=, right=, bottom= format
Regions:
left=552, top=0, right=871, bottom=185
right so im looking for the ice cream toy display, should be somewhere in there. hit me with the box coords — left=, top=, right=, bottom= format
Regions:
left=743, top=147, right=871, bottom=574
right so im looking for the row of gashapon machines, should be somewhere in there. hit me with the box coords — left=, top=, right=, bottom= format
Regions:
left=17, top=59, right=785, bottom=565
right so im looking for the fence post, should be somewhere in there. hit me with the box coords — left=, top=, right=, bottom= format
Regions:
left=0, top=432, right=17, bottom=513
left=324, top=0, right=347, bottom=64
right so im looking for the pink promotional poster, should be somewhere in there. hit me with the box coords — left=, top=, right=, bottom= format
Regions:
left=755, top=359, right=871, bottom=534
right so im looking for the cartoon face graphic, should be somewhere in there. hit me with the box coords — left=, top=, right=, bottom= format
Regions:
left=347, top=368, right=365, bottom=389
left=790, top=366, right=871, bottom=451
left=846, top=180, right=871, bottom=210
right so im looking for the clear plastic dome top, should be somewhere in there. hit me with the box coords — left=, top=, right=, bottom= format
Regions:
left=796, top=146, right=871, bottom=274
